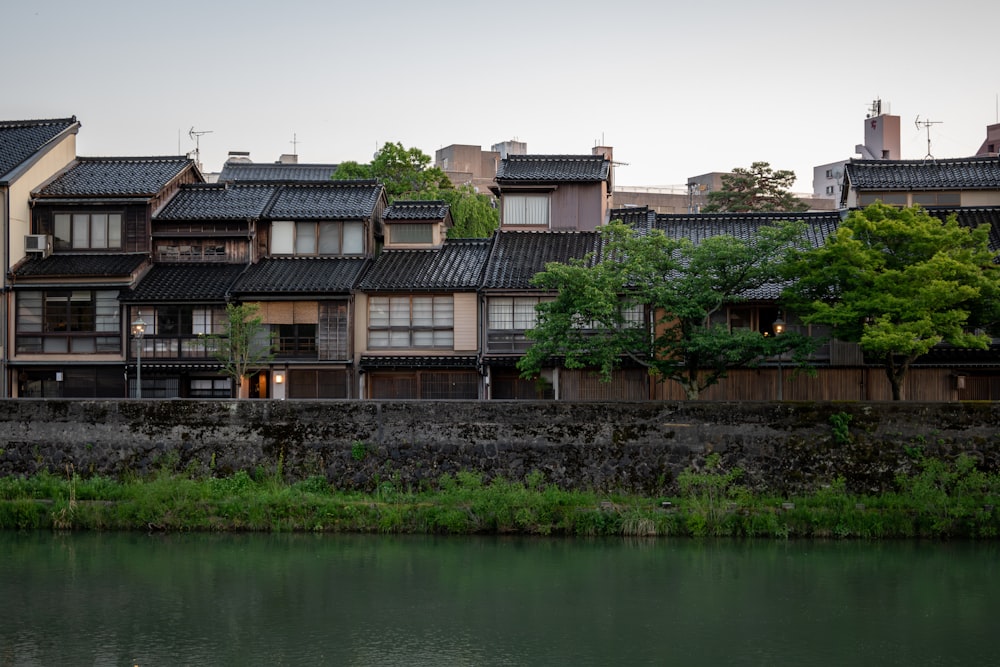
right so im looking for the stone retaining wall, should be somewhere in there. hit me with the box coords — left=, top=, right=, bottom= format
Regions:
left=1, top=400, right=998, bottom=494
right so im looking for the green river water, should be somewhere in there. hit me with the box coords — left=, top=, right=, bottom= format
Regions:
left=0, top=532, right=996, bottom=666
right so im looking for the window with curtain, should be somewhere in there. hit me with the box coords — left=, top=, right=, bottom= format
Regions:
left=53, top=213, right=123, bottom=250
left=488, top=297, right=548, bottom=330
left=271, top=221, right=364, bottom=256
left=369, top=295, right=454, bottom=349
left=503, top=194, right=550, bottom=226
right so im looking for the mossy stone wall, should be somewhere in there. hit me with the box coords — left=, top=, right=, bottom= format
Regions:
left=1, top=399, right=998, bottom=494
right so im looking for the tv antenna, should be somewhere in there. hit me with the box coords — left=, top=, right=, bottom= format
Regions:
left=188, top=127, right=213, bottom=166
left=914, top=116, right=942, bottom=159
left=290, top=133, right=300, bottom=155
left=867, top=98, right=882, bottom=118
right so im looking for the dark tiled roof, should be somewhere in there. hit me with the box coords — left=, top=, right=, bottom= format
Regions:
left=358, top=240, right=491, bottom=291
left=0, top=117, right=78, bottom=181
left=12, top=253, right=147, bottom=278
left=384, top=200, right=450, bottom=220
left=610, top=206, right=657, bottom=234
left=495, top=155, right=610, bottom=182
left=217, top=163, right=339, bottom=182
left=911, top=343, right=1000, bottom=368
left=267, top=181, right=382, bottom=219
left=35, top=156, right=195, bottom=198
left=655, top=211, right=842, bottom=248
left=481, top=231, right=601, bottom=289
left=156, top=183, right=278, bottom=220
left=924, top=207, right=1000, bottom=253
left=845, top=157, right=1000, bottom=190
left=230, top=257, right=370, bottom=295
left=155, top=180, right=384, bottom=222
left=127, top=263, right=249, bottom=302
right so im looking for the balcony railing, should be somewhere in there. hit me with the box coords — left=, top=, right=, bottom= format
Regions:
left=486, top=330, right=533, bottom=354
left=135, top=336, right=219, bottom=360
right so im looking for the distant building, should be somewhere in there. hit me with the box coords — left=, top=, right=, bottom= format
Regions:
left=434, top=140, right=527, bottom=194
left=813, top=99, right=900, bottom=204
left=976, top=123, right=1000, bottom=156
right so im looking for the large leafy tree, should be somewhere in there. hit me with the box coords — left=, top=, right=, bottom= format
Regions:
left=783, top=203, right=1000, bottom=400
left=334, top=142, right=497, bottom=237
left=517, top=220, right=814, bottom=399
left=702, top=161, right=809, bottom=213
left=333, top=141, right=449, bottom=199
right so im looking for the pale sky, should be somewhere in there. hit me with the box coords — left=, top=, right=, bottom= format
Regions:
left=4, top=0, right=998, bottom=191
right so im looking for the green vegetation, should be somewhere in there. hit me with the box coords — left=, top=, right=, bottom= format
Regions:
left=2, top=454, right=998, bottom=538
left=785, top=203, right=1000, bottom=400
left=701, top=161, right=808, bottom=213
left=200, top=303, right=275, bottom=399
left=332, top=141, right=498, bottom=238
left=518, top=219, right=815, bottom=399
left=829, top=412, right=853, bottom=445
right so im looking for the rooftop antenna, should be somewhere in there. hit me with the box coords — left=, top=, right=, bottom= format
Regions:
left=188, top=127, right=213, bottom=168
left=290, top=133, right=300, bottom=155
left=914, top=116, right=942, bottom=160
left=867, top=98, right=882, bottom=118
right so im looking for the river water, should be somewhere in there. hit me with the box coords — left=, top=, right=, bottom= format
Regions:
left=0, top=532, right=996, bottom=666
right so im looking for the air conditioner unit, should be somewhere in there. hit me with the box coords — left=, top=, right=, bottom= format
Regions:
left=25, top=234, right=51, bottom=256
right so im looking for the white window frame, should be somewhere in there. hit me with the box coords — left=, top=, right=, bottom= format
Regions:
left=271, top=220, right=364, bottom=256
left=503, top=194, right=550, bottom=227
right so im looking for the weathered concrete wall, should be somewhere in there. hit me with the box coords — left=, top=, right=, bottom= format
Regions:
left=0, top=400, right=998, bottom=494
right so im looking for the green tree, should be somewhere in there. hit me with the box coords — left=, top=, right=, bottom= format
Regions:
left=517, top=219, right=814, bottom=399
left=784, top=203, right=1000, bottom=400
left=329, top=160, right=373, bottom=180
left=410, top=184, right=499, bottom=238
left=333, top=141, right=450, bottom=199
left=334, top=142, right=498, bottom=238
left=203, top=303, right=275, bottom=399
left=702, top=161, right=809, bottom=213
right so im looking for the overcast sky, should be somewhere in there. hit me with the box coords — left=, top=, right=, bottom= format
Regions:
left=4, top=0, right=998, bottom=191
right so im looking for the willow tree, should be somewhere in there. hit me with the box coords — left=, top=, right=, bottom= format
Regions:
left=517, top=220, right=814, bottom=399
left=784, top=203, right=1000, bottom=400
left=334, top=142, right=497, bottom=237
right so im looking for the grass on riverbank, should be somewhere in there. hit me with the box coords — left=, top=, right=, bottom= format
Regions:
left=1, top=454, right=998, bottom=538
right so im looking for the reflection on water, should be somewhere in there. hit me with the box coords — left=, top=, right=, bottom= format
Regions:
left=0, top=532, right=996, bottom=666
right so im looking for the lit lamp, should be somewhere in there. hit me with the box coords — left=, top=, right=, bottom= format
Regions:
left=772, top=315, right=786, bottom=401
left=274, top=373, right=284, bottom=384
left=131, top=311, right=147, bottom=398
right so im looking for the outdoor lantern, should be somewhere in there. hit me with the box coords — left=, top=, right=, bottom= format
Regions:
left=274, top=373, right=284, bottom=384
left=772, top=315, right=786, bottom=401
left=131, top=311, right=147, bottom=398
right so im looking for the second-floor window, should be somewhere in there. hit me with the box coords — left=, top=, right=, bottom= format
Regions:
left=388, top=223, right=433, bottom=244
left=503, top=194, right=549, bottom=226
left=54, top=213, right=122, bottom=250
left=128, top=305, right=226, bottom=359
left=489, top=297, right=546, bottom=331
left=276, top=324, right=317, bottom=357
left=16, top=290, right=120, bottom=353
left=369, top=295, right=453, bottom=348
left=271, top=221, right=364, bottom=256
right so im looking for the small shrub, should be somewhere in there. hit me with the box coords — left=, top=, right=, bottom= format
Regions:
left=351, top=440, right=368, bottom=462
left=293, top=475, right=331, bottom=495
left=830, top=412, right=853, bottom=445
